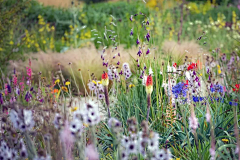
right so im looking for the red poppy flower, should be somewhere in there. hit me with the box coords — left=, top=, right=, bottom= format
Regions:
left=187, top=63, right=197, bottom=71
left=233, top=84, right=240, bottom=92
left=173, top=63, right=177, bottom=68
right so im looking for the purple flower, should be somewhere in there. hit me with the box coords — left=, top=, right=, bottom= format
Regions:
left=25, top=92, right=32, bottom=102
left=119, top=70, right=123, bottom=75
left=0, top=93, right=3, bottom=104
left=221, top=54, right=226, bottom=61
left=129, top=15, right=133, bottom=21
left=130, top=29, right=133, bottom=36
left=137, top=49, right=142, bottom=57
left=146, top=48, right=150, bottom=55
left=7, top=84, right=11, bottom=93
left=136, top=39, right=140, bottom=45
left=134, top=14, right=138, bottom=16
left=146, top=21, right=149, bottom=25
left=118, top=53, right=120, bottom=56
left=137, top=63, right=140, bottom=67
left=145, top=32, right=150, bottom=42
left=117, top=61, right=120, bottom=65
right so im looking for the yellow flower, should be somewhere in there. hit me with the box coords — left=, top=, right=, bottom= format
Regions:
left=39, top=27, right=44, bottom=32
left=43, top=40, right=46, bottom=44
left=217, top=65, right=220, bottom=69
left=83, top=123, right=89, bottom=127
left=218, top=69, right=221, bottom=74
left=9, top=41, right=14, bottom=45
left=199, top=73, right=203, bottom=76
left=0, top=48, right=3, bottom=51
left=61, top=86, right=68, bottom=92
left=176, top=158, right=180, bottom=160
left=129, top=84, right=135, bottom=88
left=55, top=79, right=60, bottom=84
left=51, top=26, right=55, bottom=31
left=222, top=139, right=229, bottom=143
left=71, top=107, right=78, bottom=112
left=65, top=81, right=70, bottom=85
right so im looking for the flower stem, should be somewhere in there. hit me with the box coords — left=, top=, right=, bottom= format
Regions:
left=104, top=86, right=111, bottom=118
left=147, top=94, right=151, bottom=122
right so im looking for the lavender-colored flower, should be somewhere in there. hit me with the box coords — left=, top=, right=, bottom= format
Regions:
left=221, top=54, right=226, bottom=61
left=119, top=70, right=123, bottom=75
left=117, top=61, right=120, bottom=65
left=118, top=53, right=120, bottom=56
left=146, top=48, right=150, bottom=55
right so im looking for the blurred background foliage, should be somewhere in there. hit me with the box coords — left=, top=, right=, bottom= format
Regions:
left=0, top=0, right=240, bottom=70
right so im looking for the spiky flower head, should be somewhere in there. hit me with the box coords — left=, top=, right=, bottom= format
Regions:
left=101, top=72, right=109, bottom=86
left=146, top=75, right=153, bottom=95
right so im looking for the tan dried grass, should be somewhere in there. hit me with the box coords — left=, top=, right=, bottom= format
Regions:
left=162, top=40, right=208, bottom=63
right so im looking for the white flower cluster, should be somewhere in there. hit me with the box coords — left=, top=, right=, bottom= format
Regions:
left=73, top=101, right=100, bottom=126
left=0, top=140, right=18, bottom=160
left=87, top=81, right=105, bottom=100
left=120, top=132, right=172, bottom=160
left=9, top=109, right=35, bottom=132
left=122, top=63, right=132, bottom=80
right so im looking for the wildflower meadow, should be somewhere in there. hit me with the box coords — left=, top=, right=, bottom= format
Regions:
left=0, top=0, right=240, bottom=159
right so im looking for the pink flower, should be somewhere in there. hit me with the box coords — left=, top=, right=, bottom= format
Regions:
left=26, top=67, right=32, bottom=78
left=60, top=121, right=75, bottom=160
left=13, top=75, right=18, bottom=86
left=85, top=144, right=99, bottom=160
left=19, top=82, right=24, bottom=91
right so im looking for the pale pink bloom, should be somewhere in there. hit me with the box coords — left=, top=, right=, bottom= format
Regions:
left=206, top=112, right=211, bottom=122
left=86, top=144, right=99, bottom=160
left=189, top=115, right=198, bottom=130
left=60, top=121, right=75, bottom=160
left=210, top=148, right=215, bottom=160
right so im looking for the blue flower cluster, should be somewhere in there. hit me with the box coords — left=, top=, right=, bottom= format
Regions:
left=210, top=84, right=224, bottom=93
left=229, top=101, right=238, bottom=106
left=193, top=96, right=204, bottom=102
left=172, top=82, right=188, bottom=99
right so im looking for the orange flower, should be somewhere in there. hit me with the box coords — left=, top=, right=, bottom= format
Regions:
left=146, top=75, right=153, bottom=94
left=53, top=89, right=59, bottom=93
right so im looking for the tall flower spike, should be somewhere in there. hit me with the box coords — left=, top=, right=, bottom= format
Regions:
left=102, top=72, right=111, bottom=118
left=146, top=75, right=153, bottom=122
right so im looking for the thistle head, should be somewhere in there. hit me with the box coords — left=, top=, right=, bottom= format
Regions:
left=102, top=72, right=109, bottom=86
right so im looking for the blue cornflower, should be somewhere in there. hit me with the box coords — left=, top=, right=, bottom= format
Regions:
left=229, top=101, right=238, bottom=106
left=172, top=82, right=188, bottom=99
left=193, top=96, right=204, bottom=102
left=210, top=84, right=223, bottom=93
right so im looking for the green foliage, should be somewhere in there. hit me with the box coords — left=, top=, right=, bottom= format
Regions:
left=0, top=0, right=30, bottom=69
